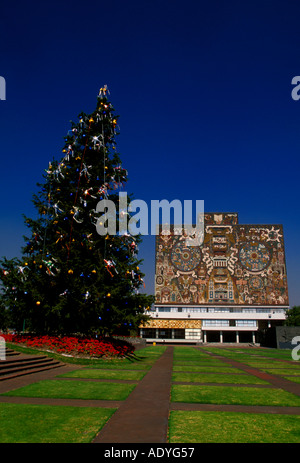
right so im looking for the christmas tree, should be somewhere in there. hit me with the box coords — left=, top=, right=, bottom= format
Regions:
left=0, top=86, right=153, bottom=335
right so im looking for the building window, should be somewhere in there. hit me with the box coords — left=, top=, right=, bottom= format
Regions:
left=236, top=320, right=257, bottom=327
left=174, top=329, right=185, bottom=339
left=158, top=329, right=172, bottom=339
left=140, top=328, right=156, bottom=338
left=203, top=320, right=229, bottom=326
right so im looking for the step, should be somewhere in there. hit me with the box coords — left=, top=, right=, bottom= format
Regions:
left=0, top=356, right=53, bottom=369
left=5, top=350, right=21, bottom=357
left=0, top=361, right=64, bottom=381
left=0, top=348, right=22, bottom=359
left=0, top=358, right=62, bottom=376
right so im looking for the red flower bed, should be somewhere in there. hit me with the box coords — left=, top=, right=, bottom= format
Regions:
left=1, top=334, right=133, bottom=358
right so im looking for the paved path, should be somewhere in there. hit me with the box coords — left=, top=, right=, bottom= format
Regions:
left=93, top=346, right=173, bottom=443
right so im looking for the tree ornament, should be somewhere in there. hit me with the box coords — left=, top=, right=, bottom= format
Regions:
left=18, top=265, right=30, bottom=280
left=72, top=206, right=83, bottom=223
left=43, top=259, right=59, bottom=276
left=53, top=203, right=64, bottom=216
left=99, top=85, right=109, bottom=97
left=104, top=259, right=118, bottom=277
left=59, top=289, right=69, bottom=296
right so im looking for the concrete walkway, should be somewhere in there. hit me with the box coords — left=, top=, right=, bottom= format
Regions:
left=93, top=346, right=173, bottom=443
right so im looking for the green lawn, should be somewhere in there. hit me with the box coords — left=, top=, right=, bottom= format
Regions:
left=171, top=384, right=300, bottom=406
left=0, top=344, right=167, bottom=443
left=58, top=368, right=146, bottom=381
left=84, top=362, right=152, bottom=370
left=242, top=361, right=300, bottom=369
left=173, top=359, right=226, bottom=365
left=283, top=376, right=300, bottom=383
left=172, top=372, right=270, bottom=385
left=262, top=368, right=300, bottom=376
left=169, top=410, right=300, bottom=443
left=2, top=344, right=299, bottom=444
left=0, top=403, right=115, bottom=443
left=173, top=365, right=245, bottom=373
left=1, top=380, right=135, bottom=401
left=199, top=347, right=299, bottom=362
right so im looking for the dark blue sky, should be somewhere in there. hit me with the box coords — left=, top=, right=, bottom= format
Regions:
left=1, top=0, right=300, bottom=306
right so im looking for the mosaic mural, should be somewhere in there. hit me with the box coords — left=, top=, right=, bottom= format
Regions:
left=155, top=213, right=289, bottom=306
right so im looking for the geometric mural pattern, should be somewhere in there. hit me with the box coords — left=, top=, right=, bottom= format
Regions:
left=143, top=319, right=202, bottom=329
left=155, top=213, right=289, bottom=306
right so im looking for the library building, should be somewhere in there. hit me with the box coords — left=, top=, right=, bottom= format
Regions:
left=140, top=213, right=289, bottom=344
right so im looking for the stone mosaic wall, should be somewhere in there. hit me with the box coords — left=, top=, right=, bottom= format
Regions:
left=155, top=213, right=289, bottom=306
left=142, top=319, right=202, bottom=329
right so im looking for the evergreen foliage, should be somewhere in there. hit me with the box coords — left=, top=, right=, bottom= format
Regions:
left=0, top=86, right=153, bottom=335
left=285, top=306, right=300, bottom=326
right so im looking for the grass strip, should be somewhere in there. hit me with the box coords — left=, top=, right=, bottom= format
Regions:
left=0, top=402, right=116, bottom=443
left=84, top=363, right=152, bottom=370
left=1, top=380, right=135, bottom=401
left=173, top=365, right=245, bottom=373
left=173, top=360, right=226, bottom=365
left=171, top=384, right=300, bottom=406
left=241, top=362, right=300, bottom=369
left=172, top=372, right=270, bottom=385
left=262, top=369, right=300, bottom=376
left=168, top=410, right=300, bottom=443
left=283, top=376, right=300, bottom=383
left=58, top=369, right=146, bottom=381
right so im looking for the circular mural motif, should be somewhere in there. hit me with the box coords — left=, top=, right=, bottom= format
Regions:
left=239, top=241, right=271, bottom=273
left=170, top=238, right=202, bottom=272
left=156, top=275, right=164, bottom=286
left=249, top=276, right=264, bottom=290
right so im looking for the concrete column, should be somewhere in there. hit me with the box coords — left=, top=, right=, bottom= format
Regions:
left=203, top=331, right=207, bottom=343
left=252, top=331, right=256, bottom=344
left=236, top=331, right=239, bottom=343
left=220, top=331, right=223, bottom=343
